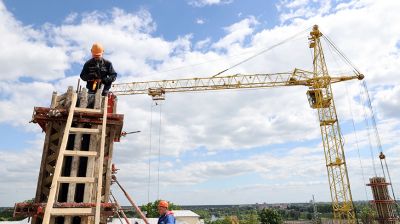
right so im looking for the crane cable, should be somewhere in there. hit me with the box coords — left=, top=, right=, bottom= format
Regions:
left=321, top=33, right=380, bottom=178
left=361, top=80, right=398, bottom=205
left=147, top=101, right=154, bottom=204
left=147, top=100, right=163, bottom=203
left=213, top=25, right=314, bottom=77
left=322, top=33, right=400, bottom=212
left=326, top=22, right=400, bottom=207
left=345, top=84, right=369, bottom=201
left=359, top=74, right=378, bottom=177
left=322, top=35, right=362, bottom=76
left=157, top=102, right=162, bottom=200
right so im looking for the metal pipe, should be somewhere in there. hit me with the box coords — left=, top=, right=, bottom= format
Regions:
left=110, top=191, right=131, bottom=224
left=112, top=175, right=150, bottom=224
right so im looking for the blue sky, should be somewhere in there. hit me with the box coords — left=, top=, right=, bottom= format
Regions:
left=4, top=0, right=278, bottom=42
left=0, top=0, right=399, bottom=207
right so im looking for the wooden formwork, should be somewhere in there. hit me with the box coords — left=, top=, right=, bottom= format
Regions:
left=367, top=177, right=399, bottom=224
left=27, top=87, right=124, bottom=224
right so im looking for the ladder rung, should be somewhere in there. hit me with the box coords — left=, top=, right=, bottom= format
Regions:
left=70, top=127, right=100, bottom=134
left=58, top=177, right=95, bottom=183
left=64, top=151, right=98, bottom=157
left=50, top=208, right=94, bottom=216
left=74, top=107, right=102, bottom=113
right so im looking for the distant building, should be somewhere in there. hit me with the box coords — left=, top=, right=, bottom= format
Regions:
left=255, top=202, right=269, bottom=210
left=172, top=210, right=201, bottom=224
left=275, top=203, right=288, bottom=209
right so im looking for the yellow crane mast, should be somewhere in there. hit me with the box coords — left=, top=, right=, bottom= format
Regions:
left=112, top=25, right=364, bottom=223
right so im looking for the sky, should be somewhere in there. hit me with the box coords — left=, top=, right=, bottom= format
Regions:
left=0, top=0, right=399, bottom=207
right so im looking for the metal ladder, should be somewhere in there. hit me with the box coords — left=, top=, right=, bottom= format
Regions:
left=42, top=92, right=108, bottom=224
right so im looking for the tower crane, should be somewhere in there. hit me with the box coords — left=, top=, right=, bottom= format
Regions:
left=111, top=25, right=364, bottom=223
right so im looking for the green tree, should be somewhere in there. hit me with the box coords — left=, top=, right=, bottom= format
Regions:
left=306, top=212, right=313, bottom=220
left=258, top=208, right=283, bottom=224
left=288, top=210, right=300, bottom=220
left=209, top=217, right=232, bottom=224
left=194, top=209, right=212, bottom=220
left=241, top=210, right=259, bottom=224
left=358, top=206, right=376, bottom=224
left=141, top=200, right=180, bottom=218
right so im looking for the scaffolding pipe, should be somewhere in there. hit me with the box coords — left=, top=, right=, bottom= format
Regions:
left=112, top=175, right=150, bottom=224
left=110, top=191, right=131, bottom=224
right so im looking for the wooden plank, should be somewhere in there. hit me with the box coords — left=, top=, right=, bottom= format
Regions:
left=94, top=89, right=101, bottom=109
left=70, top=127, right=99, bottom=134
left=103, top=128, right=116, bottom=203
left=42, top=92, right=77, bottom=224
left=75, top=107, right=102, bottom=113
left=84, top=133, right=98, bottom=203
left=34, top=122, right=53, bottom=203
left=50, top=92, right=58, bottom=109
left=63, top=151, right=98, bottom=157
left=94, top=96, right=108, bottom=224
left=58, top=177, right=95, bottom=183
left=51, top=208, right=94, bottom=216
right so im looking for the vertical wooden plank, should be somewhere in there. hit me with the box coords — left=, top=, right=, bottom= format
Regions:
left=103, top=128, right=116, bottom=203
left=50, top=91, right=58, bottom=109
left=42, top=93, right=78, bottom=224
left=94, top=96, right=108, bottom=224
left=84, top=91, right=101, bottom=224
left=50, top=216, right=55, bottom=224
left=84, top=90, right=101, bottom=204
left=34, top=122, right=53, bottom=202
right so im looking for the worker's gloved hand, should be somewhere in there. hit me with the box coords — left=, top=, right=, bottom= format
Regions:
left=103, top=75, right=116, bottom=84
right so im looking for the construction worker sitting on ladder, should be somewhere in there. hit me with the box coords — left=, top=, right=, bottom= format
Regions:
left=80, top=43, right=117, bottom=96
left=158, top=200, right=176, bottom=224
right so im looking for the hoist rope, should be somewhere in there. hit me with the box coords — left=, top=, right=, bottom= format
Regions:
left=213, top=25, right=314, bottom=77
left=359, top=81, right=378, bottom=177
left=147, top=101, right=163, bottom=202
left=157, top=103, right=163, bottom=200
left=345, top=84, right=369, bottom=201
left=361, top=80, right=398, bottom=203
left=322, top=32, right=399, bottom=203
left=147, top=101, right=154, bottom=204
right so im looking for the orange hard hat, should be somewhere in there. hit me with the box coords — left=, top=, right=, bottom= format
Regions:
left=158, top=200, right=169, bottom=208
left=91, top=43, right=104, bottom=57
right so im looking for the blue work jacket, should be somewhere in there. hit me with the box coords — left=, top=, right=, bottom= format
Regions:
left=158, top=211, right=176, bottom=224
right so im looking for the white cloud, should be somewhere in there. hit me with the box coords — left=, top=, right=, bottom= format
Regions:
left=196, top=18, right=205, bottom=24
left=276, top=0, right=335, bottom=23
left=195, top=37, right=211, bottom=49
left=64, top=12, right=78, bottom=24
left=0, top=1, right=69, bottom=81
left=375, top=85, right=400, bottom=119
left=213, top=16, right=259, bottom=49
left=0, top=0, right=400, bottom=207
left=0, top=81, right=55, bottom=127
left=188, top=0, right=233, bottom=7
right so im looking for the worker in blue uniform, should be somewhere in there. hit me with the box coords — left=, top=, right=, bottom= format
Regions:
left=158, top=200, right=175, bottom=224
